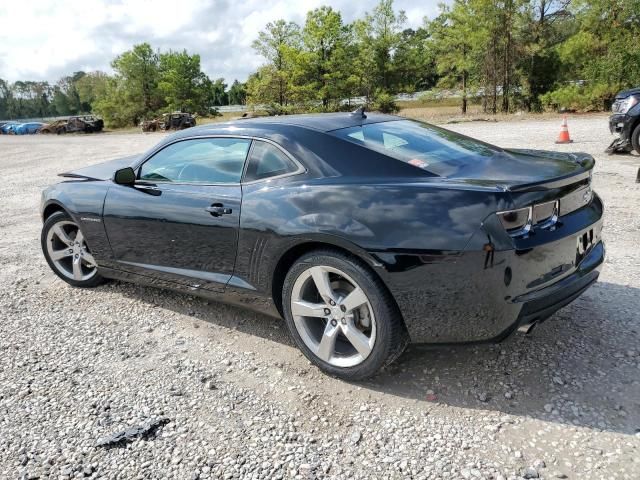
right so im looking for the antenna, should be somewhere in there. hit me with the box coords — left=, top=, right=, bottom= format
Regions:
left=350, top=106, right=367, bottom=119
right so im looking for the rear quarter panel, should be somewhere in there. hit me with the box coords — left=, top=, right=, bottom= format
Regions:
left=236, top=177, right=513, bottom=341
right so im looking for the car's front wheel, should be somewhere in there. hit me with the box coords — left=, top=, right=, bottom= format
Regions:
left=283, top=250, right=408, bottom=380
left=41, top=211, right=105, bottom=288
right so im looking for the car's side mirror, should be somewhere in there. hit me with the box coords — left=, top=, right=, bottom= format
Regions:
left=114, top=167, right=136, bottom=186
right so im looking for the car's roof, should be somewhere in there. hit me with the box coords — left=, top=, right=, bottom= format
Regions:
left=180, top=111, right=402, bottom=138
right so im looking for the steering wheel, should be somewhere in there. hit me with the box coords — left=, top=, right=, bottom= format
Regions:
left=177, top=163, right=206, bottom=182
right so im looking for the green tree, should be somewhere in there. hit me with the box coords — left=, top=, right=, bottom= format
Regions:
left=228, top=80, right=247, bottom=105
left=158, top=50, right=211, bottom=112
left=0, top=78, right=11, bottom=119
left=112, top=43, right=162, bottom=119
left=75, top=71, right=110, bottom=111
left=545, top=0, right=640, bottom=110
left=209, top=78, right=228, bottom=106
left=302, top=6, right=354, bottom=108
left=517, top=1, right=572, bottom=111
left=251, top=20, right=301, bottom=106
left=53, top=74, right=84, bottom=115
left=428, top=1, right=477, bottom=113
left=356, top=0, right=407, bottom=94
left=392, top=27, right=437, bottom=92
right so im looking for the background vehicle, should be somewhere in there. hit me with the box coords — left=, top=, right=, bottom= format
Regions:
left=159, top=112, right=196, bottom=130
left=12, top=122, right=44, bottom=135
left=140, top=113, right=196, bottom=132
left=607, top=87, right=640, bottom=154
left=140, top=118, right=160, bottom=132
left=66, top=115, right=104, bottom=133
left=0, top=121, right=18, bottom=134
left=40, top=112, right=604, bottom=380
left=38, top=119, right=68, bottom=134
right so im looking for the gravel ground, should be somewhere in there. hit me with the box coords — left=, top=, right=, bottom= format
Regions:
left=0, top=116, right=639, bottom=480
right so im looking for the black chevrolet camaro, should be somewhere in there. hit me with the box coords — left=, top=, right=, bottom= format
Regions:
left=41, top=111, right=605, bottom=379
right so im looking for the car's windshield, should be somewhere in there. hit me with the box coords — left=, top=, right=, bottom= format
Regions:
left=331, top=119, right=501, bottom=177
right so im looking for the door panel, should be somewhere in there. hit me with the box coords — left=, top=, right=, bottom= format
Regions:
left=103, top=182, right=241, bottom=291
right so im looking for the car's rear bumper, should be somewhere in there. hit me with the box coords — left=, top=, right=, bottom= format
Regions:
left=511, top=240, right=604, bottom=334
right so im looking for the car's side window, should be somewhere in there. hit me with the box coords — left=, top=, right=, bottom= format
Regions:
left=139, top=138, right=252, bottom=184
left=243, top=140, right=299, bottom=182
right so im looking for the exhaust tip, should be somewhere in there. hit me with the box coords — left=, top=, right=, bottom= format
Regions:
left=517, top=321, right=537, bottom=334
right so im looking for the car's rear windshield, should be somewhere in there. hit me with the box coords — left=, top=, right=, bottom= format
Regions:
left=330, top=119, right=500, bottom=177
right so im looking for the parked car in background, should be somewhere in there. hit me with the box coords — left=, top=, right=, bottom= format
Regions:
left=160, top=112, right=196, bottom=130
left=140, top=118, right=161, bottom=132
left=39, top=119, right=69, bottom=135
left=66, top=115, right=104, bottom=133
left=141, top=112, right=196, bottom=132
left=13, top=122, right=45, bottom=135
left=40, top=111, right=604, bottom=380
left=0, top=121, right=19, bottom=134
left=607, top=87, right=640, bottom=154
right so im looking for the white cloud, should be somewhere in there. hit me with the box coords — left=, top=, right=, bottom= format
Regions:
left=0, top=0, right=443, bottom=83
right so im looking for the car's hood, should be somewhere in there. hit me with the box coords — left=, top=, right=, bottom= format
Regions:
left=615, top=87, right=640, bottom=100
left=444, top=148, right=594, bottom=191
left=59, top=154, right=140, bottom=181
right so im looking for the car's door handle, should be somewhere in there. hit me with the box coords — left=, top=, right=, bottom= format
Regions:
left=134, top=182, right=161, bottom=196
left=205, top=204, right=232, bottom=216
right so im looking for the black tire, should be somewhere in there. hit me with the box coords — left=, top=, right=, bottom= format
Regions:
left=631, top=123, right=640, bottom=155
left=41, top=211, right=106, bottom=288
left=282, top=249, right=409, bottom=380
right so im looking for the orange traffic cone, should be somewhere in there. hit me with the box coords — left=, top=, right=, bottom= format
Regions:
left=555, top=116, right=573, bottom=144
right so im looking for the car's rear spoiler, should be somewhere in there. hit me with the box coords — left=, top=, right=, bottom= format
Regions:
left=506, top=152, right=594, bottom=192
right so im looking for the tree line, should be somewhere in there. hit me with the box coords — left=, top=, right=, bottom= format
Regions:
left=248, top=0, right=640, bottom=114
left=0, top=45, right=247, bottom=126
left=1, top=0, right=638, bottom=126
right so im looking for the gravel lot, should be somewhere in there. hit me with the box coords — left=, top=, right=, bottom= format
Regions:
left=1, top=116, right=639, bottom=480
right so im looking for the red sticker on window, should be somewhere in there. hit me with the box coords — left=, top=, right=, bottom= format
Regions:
left=408, top=158, right=428, bottom=169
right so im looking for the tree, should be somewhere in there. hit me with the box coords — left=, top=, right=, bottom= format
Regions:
left=228, top=80, right=247, bottom=105
left=518, top=1, right=572, bottom=111
left=429, top=1, right=477, bottom=113
left=159, top=50, right=211, bottom=112
left=53, top=73, right=84, bottom=115
left=544, top=0, right=640, bottom=110
left=0, top=78, right=11, bottom=119
left=392, top=28, right=437, bottom=92
left=208, top=78, right=228, bottom=106
left=75, top=71, right=110, bottom=111
left=112, top=43, right=162, bottom=118
left=302, top=6, right=354, bottom=108
left=251, top=20, right=301, bottom=106
left=357, top=0, right=407, bottom=93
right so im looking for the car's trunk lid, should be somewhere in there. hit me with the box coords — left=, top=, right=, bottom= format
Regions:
left=442, top=148, right=594, bottom=192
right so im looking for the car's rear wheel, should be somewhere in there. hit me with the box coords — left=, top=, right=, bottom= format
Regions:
left=631, top=123, right=640, bottom=154
left=41, top=211, right=105, bottom=288
left=283, top=250, right=408, bottom=380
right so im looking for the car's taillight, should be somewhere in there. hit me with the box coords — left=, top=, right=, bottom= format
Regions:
left=498, top=199, right=561, bottom=238
left=533, top=200, right=559, bottom=228
left=497, top=207, right=532, bottom=236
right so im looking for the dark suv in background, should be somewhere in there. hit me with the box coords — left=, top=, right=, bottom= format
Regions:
left=608, top=87, right=640, bottom=154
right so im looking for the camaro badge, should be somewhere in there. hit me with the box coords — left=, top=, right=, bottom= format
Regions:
left=80, top=217, right=101, bottom=223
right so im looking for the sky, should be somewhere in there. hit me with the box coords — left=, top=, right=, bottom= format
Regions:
left=0, top=0, right=443, bottom=85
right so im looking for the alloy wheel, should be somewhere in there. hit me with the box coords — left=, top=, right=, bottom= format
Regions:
left=290, top=265, right=376, bottom=368
left=46, top=220, right=98, bottom=281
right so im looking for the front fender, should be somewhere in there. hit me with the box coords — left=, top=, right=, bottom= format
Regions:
left=40, top=181, right=113, bottom=265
